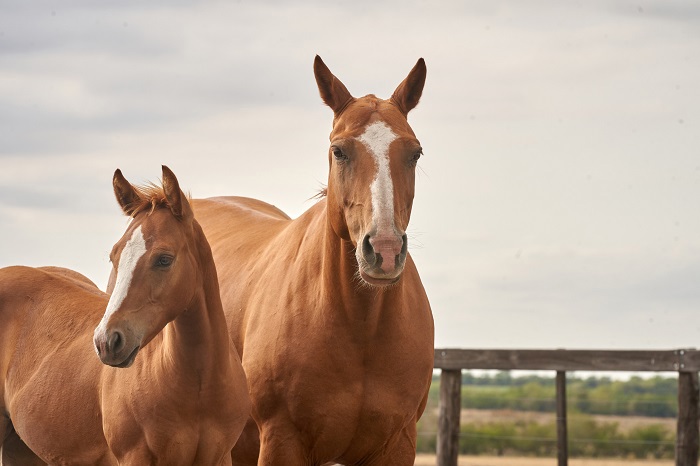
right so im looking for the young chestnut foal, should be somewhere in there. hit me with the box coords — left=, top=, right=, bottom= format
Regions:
left=0, top=166, right=250, bottom=465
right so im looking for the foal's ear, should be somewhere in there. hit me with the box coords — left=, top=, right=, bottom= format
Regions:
left=314, top=55, right=354, bottom=116
left=391, top=58, right=426, bottom=115
left=161, top=165, right=192, bottom=220
left=113, top=169, right=141, bottom=216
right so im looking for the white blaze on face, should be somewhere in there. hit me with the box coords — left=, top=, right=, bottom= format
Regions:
left=94, top=225, right=147, bottom=343
left=357, top=120, right=398, bottom=232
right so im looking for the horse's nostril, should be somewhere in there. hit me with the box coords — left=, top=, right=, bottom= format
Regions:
left=401, top=234, right=408, bottom=256
left=362, top=234, right=377, bottom=266
left=363, top=234, right=372, bottom=252
left=109, top=331, right=124, bottom=354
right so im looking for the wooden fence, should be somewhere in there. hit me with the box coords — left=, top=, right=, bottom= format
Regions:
left=433, top=349, right=700, bottom=466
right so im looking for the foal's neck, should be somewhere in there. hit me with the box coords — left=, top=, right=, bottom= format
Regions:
left=161, top=233, right=231, bottom=387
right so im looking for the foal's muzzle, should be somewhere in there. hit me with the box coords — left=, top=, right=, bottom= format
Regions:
left=94, top=327, right=140, bottom=368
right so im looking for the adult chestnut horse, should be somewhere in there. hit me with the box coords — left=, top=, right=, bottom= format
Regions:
left=0, top=166, right=250, bottom=465
left=192, top=56, right=434, bottom=465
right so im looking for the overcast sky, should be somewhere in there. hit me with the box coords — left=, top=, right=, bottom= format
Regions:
left=1, top=0, right=699, bottom=352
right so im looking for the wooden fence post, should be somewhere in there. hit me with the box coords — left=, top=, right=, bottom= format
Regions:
left=676, top=371, right=699, bottom=466
left=437, top=369, right=461, bottom=466
left=556, top=371, right=568, bottom=466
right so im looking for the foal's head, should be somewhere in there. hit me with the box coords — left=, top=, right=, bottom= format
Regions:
left=314, top=56, right=426, bottom=287
left=94, top=166, right=205, bottom=368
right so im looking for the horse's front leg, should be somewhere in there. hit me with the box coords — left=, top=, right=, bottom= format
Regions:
left=231, top=416, right=260, bottom=466
left=257, top=424, right=309, bottom=466
left=362, top=423, right=419, bottom=466
left=1, top=424, right=47, bottom=466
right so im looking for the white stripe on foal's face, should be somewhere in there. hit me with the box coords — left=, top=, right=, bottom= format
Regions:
left=94, top=225, right=147, bottom=342
left=357, top=120, right=398, bottom=232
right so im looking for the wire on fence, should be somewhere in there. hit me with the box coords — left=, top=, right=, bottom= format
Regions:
left=416, top=431, right=675, bottom=446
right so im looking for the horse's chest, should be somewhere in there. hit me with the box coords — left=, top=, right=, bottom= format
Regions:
left=251, top=331, right=430, bottom=445
left=244, top=284, right=433, bottom=456
left=106, top=411, right=230, bottom=465
left=285, top=368, right=424, bottom=458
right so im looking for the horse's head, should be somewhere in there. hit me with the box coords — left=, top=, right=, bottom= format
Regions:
left=94, top=166, right=202, bottom=368
left=314, top=56, right=426, bottom=287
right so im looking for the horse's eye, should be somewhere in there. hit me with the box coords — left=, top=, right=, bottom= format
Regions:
left=410, top=149, right=422, bottom=165
left=156, top=255, right=174, bottom=268
left=331, top=147, right=347, bottom=161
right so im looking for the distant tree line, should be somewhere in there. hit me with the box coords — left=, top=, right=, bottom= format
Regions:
left=427, top=371, right=678, bottom=418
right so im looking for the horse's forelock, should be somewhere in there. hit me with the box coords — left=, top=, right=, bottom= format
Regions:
left=127, top=183, right=190, bottom=218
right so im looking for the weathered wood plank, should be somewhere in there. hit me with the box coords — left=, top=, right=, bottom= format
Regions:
left=434, top=349, right=700, bottom=372
left=437, top=369, right=461, bottom=466
left=679, top=349, right=700, bottom=372
left=676, top=371, right=699, bottom=466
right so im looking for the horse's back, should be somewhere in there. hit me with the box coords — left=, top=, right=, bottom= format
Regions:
left=0, top=265, right=106, bottom=332
left=191, top=196, right=297, bottom=287
left=192, top=197, right=293, bottom=261
left=193, top=196, right=291, bottom=223
left=37, top=266, right=103, bottom=295
left=0, top=265, right=110, bottom=465
left=0, top=265, right=106, bottom=388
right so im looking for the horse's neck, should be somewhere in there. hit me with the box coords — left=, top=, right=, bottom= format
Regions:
left=158, top=245, right=232, bottom=389
left=315, top=211, right=398, bottom=319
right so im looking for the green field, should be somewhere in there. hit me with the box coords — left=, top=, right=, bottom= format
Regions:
left=417, top=373, right=679, bottom=459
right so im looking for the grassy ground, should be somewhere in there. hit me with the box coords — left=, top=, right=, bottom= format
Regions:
left=414, top=455, right=674, bottom=466
left=459, top=409, right=676, bottom=433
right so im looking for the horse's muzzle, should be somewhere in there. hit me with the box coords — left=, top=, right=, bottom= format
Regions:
left=357, top=232, right=407, bottom=285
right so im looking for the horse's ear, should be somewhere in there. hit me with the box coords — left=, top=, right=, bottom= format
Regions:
left=314, top=55, right=354, bottom=116
left=391, top=58, right=426, bottom=115
left=113, top=169, right=141, bottom=216
left=161, top=165, right=192, bottom=220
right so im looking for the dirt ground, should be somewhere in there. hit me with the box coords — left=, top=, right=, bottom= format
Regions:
left=414, top=455, right=674, bottom=466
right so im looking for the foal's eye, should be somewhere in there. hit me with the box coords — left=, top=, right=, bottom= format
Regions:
left=331, top=147, right=347, bottom=161
left=155, top=255, right=174, bottom=268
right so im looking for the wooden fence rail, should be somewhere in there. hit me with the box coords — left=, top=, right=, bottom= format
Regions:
left=433, top=348, right=700, bottom=466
